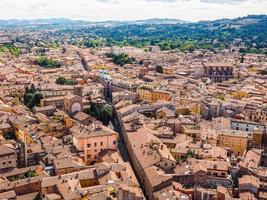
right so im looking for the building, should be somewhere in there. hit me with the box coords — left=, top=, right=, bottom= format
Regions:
left=137, top=87, right=153, bottom=102
left=40, top=96, right=65, bottom=109
left=244, top=107, right=267, bottom=123
left=40, top=85, right=74, bottom=98
left=64, top=95, right=83, bottom=116
left=203, top=62, right=233, bottom=82
left=239, top=175, right=260, bottom=197
left=0, top=143, right=17, bottom=171
left=151, top=90, right=172, bottom=103
left=71, top=123, right=118, bottom=165
left=33, top=105, right=56, bottom=116
left=73, top=111, right=95, bottom=126
left=218, top=130, right=250, bottom=156
left=230, top=119, right=266, bottom=132
left=0, top=122, right=13, bottom=136
left=137, top=87, right=172, bottom=103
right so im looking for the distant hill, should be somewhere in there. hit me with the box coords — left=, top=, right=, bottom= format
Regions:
left=0, top=18, right=83, bottom=26
left=0, top=15, right=265, bottom=28
left=129, top=18, right=188, bottom=25
left=0, top=15, right=266, bottom=54
left=0, top=17, right=188, bottom=27
left=74, top=15, right=267, bottom=54
left=196, top=15, right=267, bottom=30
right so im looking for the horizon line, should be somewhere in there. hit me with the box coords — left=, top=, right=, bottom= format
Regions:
left=0, top=14, right=266, bottom=24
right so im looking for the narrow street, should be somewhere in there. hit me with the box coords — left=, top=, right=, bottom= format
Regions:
left=111, top=117, right=131, bottom=162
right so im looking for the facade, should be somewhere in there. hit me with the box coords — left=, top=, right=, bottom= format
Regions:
left=0, top=143, right=17, bottom=170
left=0, top=123, right=13, bottom=136
left=71, top=123, right=118, bottom=165
left=218, top=131, right=249, bottom=156
left=203, top=62, right=233, bottom=82
left=33, top=105, right=56, bottom=116
left=64, top=95, right=83, bottom=116
left=40, top=96, right=65, bottom=108
left=244, top=107, right=267, bottom=123
left=40, top=86, right=74, bottom=98
left=137, top=88, right=172, bottom=103
left=137, top=87, right=153, bottom=102
left=117, top=187, right=144, bottom=200
left=230, top=119, right=266, bottom=132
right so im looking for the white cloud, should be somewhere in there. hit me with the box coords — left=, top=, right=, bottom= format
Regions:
left=0, top=0, right=266, bottom=21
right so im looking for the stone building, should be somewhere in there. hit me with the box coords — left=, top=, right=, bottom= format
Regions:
left=64, top=95, right=83, bottom=116
left=203, top=62, right=233, bottom=82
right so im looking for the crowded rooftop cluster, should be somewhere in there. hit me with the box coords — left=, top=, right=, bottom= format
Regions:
left=1, top=27, right=267, bottom=200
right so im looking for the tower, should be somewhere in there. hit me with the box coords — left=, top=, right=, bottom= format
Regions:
left=74, top=85, right=83, bottom=97
left=64, top=95, right=83, bottom=116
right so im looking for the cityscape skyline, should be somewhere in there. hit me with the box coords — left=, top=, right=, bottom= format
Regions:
left=0, top=0, right=266, bottom=22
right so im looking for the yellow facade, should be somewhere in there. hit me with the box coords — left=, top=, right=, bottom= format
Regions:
left=253, top=129, right=263, bottom=147
left=64, top=116, right=74, bottom=129
left=151, top=90, right=171, bottom=103
left=137, top=88, right=171, bottom=103
left=218, top=134, right=248, bottom=156
left=137, top=88, right=152, bottom=102
left=189, top=104, right=201, bottom=114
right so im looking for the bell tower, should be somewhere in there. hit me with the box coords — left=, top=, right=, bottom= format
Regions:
left=74, top=85, right=83, bottom=97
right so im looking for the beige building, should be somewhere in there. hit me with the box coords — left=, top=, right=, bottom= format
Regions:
left=71, top=123, right=118, bottom=165
left=218, top=131, right=249, bottom=156
left=0, top=143, right=17, bottom=170
left=64, top=94, right=83, bottom=116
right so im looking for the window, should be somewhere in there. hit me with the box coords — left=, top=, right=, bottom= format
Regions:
left=113, top=140, right=116, bottom=145
left=94, top=142, right=97, bottom=147
left=2, top=162, right=5, bottom=165
left=87, top=144, right=91, bottom=148
left=100, top=142, right=103, bottom=146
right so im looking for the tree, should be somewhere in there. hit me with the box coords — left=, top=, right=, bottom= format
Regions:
left=36, top=57, right=61, bottom=68
left=26, top=171, right=38, bottom=177
left=106, top=52, right=135, bottom=66
left=216, top=94, right=225, bottom=101
left=0, top=46, right=21, bottom=57
left=23, top=84, right=43, bottom=109
left=9, top=47, right=21, bottom=57
left=84, top=39, right=104, bottom=48
left=89, top=104, right=113, bottom=125
left=156, top=65, right=163, bottom=73
left=99, top=104, right=113, bottom=124
left=56, top=76, right=74, bottom=85
left=0, top=46, right=9, bottom=53
left=50, top=42, right=59, bottom=49
left=259, top=69, right=267, bottom=75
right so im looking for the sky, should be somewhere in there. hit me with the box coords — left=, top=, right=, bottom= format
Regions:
left=0, top=0, right=266, bottom=22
